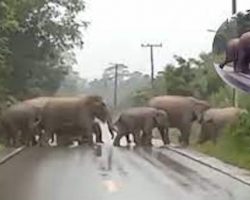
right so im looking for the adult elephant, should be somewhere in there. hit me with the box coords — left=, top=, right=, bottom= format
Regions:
left=219, top=31, right=250, bottom=73
left=235, top=31, right=250, bottom=73
left=113, top=107, right=169, bottom=147
left=148, top=95, right=210, bottom=146
left=219, top=38, right=240, bottom=71
left=198, top=107, right=247, bottom=144
left=0, top=101, right=42, bottom=147
left=40, top=95, right=109, bottom=146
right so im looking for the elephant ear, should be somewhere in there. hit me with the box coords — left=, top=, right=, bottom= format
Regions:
left=193, top=100, right=210, bottom=122
left=84, top=96, right=108, bottom=122
left=154, top=109, right=167, bottom=126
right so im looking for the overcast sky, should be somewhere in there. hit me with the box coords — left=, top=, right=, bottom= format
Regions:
left=73, top=0, right=250, bottom=80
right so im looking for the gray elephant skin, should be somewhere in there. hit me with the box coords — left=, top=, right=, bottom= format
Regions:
left=40, top=95, right=109, bottom=146
left=198, top=107, right=246, bottom=144
left=0, top=95, right=111, bottom=147
left=0, top=101, right=41, bottom=147
left=148, top=95, right=210, bottom=146
left=55, top=121, right=105, bottom=146
left=219, top=38, right=239, bottom=71
left=219, top=31, right=250, bottom=73
left=113, top=107, right=169, bottom=147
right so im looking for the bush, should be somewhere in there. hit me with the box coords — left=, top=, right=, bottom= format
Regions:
left=225, top=112, right=250, bottom=152
left=195, top=112, right=250, bottom=170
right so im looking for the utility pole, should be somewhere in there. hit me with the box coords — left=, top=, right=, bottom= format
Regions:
left=232, top=0, right=237, bottom=14
left=108, top=63, right=128, bottom=109
left=141, top=43, right=162, bottom=88
left=232, top=0, right=238, bottom=107
left=114, top=64, right=118, bottom=108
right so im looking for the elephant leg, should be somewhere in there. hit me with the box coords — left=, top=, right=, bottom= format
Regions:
left=57, top=135, right=72, bottom=146
left=141, top=129, right=153, bottom=146
left=179, top=125, right=191, bottom=147
left=13, top=130, right=23, bottom=147
left=113, top=122, right=129, bottom=146
left=113, top=129, right=131, bottom=147
left=83, top=125, right=94, bottom=146
left=158, top=126, right=170, bottom=145
left=133, top=129, right=142, bottom=146
left=113, top=133, right=124, bottom=146
left=93, top=123, right=103, bottom=143
left=39, top=129, right=52, bottom=147
left=25, top=121, right=37, bottom=147
left=233, top=59, right=238, bottom=72
left=140, top=130, right=152, bottom=146
left=237, top=50, right=249, bottom=73
left=141, top=131, right=147, bottom=145
left=30, top=135, right=38, bottom=146
left=126, top=134, right=132, bottom=144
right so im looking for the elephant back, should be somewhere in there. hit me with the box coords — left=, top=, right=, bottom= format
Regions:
left=239, top=32, right=250, bottom=50
left=116, top=107, right=159, bottom=130
left=23, top=97, right=51, bottom=110
left=203, top=107, right=243, bottom=127
left=42, top=95, right=108, bottom=124
left=148, top=96, right=196, bottom=126
left=1, top=102, right=38, bottom=128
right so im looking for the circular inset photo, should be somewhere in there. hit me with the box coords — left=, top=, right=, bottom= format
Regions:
left=213, top=9, right=250, bottom=92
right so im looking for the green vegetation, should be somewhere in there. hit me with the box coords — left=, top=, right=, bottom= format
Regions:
left=0, top=0, right=87, bottom=103
left=124, top=52, right=250, bottom=170
left=194, top=112, right=250, bottom=170
left=0, top=1, right=249, bottom=171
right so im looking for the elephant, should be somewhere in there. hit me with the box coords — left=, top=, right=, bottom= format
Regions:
left=20, top=97, right=53, bottom=146
left=148, top=95, right=210, bottom=146
left=198, top=107, right=247, bottom=144
left=56, top=121, right=104, bottom=146
left=0, top=101, right=41, bottom=147
left=219, top=31, right=250, bottom=73
left=219, top=38, right=240, bottom=71
left=113, top=107, right=169, bottom=147
left=40, top=95, right=109, bottom=146
left=235, top=31, right=250, bottom=73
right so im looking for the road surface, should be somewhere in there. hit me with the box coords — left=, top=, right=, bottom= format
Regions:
left=214, top=64, right=250, bottom=92
left=0, top=128, right=250, bottom=200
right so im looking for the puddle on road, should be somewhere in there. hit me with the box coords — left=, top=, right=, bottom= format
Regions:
left=102, top=179, right=123, bottom=193
left=133, top=147, right=225, bottom=191
left=94, top=144, right=115, bottom=179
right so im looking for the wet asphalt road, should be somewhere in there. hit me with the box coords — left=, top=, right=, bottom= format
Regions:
left=1, top=144, right=250, bottom=200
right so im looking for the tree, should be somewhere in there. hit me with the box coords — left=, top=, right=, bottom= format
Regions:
left=0, top=0, right=87, bottom=100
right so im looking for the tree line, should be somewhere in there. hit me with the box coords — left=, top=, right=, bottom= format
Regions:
left=0, top=0, right=86, bottom=108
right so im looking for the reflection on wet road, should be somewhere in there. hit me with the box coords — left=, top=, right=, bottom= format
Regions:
left=0, top=144, right=250, bottom=200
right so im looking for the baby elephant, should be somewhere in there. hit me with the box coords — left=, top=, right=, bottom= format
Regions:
left=113, top=107, right=169, bottom=147
left=198, top=107, right=247, bottom=144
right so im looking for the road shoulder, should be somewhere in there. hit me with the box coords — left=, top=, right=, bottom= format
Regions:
left=0, top=146, right=25, bottom=165
left=167, top=145, right=250, bottom=186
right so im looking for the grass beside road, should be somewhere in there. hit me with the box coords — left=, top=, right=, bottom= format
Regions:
left=193, top=113, right=250, bottom=171
left=193, top=135, right=250, bottom=171
left=159, top=121, right=250, bottom=171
